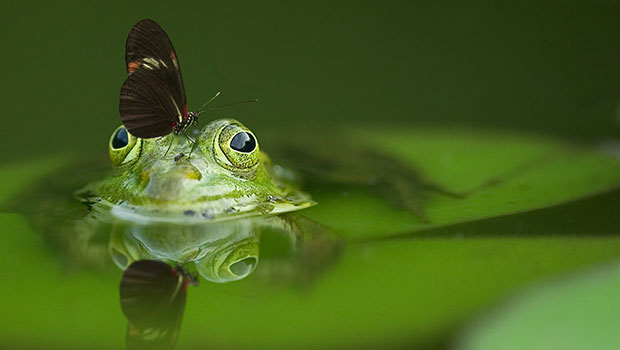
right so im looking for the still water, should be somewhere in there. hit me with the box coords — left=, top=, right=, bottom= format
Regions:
left=2, top=1, right=620, bottom=349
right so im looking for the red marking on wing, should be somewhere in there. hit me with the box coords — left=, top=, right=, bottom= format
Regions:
left=128, top=61, right=141, bottom=73
left=170, top=52, right=176, bottom=59
left=184, top=105, right=188, bottom=119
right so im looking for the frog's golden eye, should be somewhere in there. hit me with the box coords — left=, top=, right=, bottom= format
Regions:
left=214, top=123, right=260, bottom=171
left=109, top=125, right=141, bottom=167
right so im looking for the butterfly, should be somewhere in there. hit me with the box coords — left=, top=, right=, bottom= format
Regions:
left=119, top=259, right=198, bottom=349
left=119, top=19, right=199, bottom=139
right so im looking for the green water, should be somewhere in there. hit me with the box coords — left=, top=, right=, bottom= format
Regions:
left=2, top=1, right=620, bottom=349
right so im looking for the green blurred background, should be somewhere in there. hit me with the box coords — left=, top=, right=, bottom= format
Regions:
left=3, top=1, right=620, bottom=349
left=3, top=0, right=620, bottom=162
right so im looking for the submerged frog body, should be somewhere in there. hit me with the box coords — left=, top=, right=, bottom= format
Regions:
left=81, top=119, right=314, bottom=222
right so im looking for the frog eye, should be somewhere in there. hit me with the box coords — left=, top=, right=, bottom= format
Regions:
left=230, top=131, right=256, bottom=153
left=109, top=125, right=142, bottom=167
left=214, top=123, right=260, bottom=171
left=112, top=127, right=129, bottom=149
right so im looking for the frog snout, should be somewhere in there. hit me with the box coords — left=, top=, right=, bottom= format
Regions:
left=143, top=164, right=202, bottom=201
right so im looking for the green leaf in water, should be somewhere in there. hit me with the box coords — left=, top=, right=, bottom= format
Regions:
left=305, top=128, right=620, bottom=239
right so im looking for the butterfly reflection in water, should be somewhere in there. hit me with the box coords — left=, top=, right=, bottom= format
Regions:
left=120, top=259, right=198, bottom=350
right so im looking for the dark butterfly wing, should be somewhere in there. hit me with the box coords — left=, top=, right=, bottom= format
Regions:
left=120, top=260, right=188, bottom=350
left=120, top=19, right=187, bottom=138
left=120, top=69, right=183, bottom=138
left=125, top=19, right=186, bottom=108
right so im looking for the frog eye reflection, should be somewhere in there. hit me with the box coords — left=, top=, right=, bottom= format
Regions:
left=194, top=237, right=259, bottom=283
left=215, top=124, right=260, bottom=171
left=110, top=247, right=130, bottom=269
left=109, top=125, right=141, bottom=167
left=229, top=257, right=257, bottom=276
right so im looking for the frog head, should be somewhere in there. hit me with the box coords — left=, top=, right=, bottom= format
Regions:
left=87, top=118, right=313, bottom=221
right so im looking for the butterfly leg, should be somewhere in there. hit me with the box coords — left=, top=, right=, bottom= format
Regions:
left=162, top=136, right=175, bottom=159
left=182, top=130, right=198, bottom=159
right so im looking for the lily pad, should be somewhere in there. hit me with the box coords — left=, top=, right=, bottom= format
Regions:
left=304, top=127, right=620, bottom=239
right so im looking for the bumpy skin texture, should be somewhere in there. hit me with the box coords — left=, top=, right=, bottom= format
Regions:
left=81, top=119, right=314, bottom=220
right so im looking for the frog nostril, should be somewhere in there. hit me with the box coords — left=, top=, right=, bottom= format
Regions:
left=230, top=257, right=257, bottom=276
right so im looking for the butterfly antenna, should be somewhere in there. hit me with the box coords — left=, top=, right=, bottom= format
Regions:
left=205, top=98, right=258, bottom=111
left=196, top=91, right=221, bottom=115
